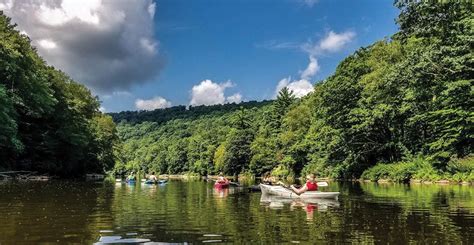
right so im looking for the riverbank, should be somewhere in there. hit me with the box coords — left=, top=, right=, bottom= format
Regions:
left=152, top=174, right=472, bottom=186
left=360, top=156, right=474, bottom=184
left=362, top=179, right=472, bottom=186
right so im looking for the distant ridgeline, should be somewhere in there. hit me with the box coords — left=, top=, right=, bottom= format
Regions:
left=113, top=1, right=473, bottom=182
left=109, top=100, right=273, bottom=125
left=0, top=13, right=118, bottom=177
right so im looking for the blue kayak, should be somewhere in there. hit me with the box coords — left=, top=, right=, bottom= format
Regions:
left=144, top=179, right=168, bottom=185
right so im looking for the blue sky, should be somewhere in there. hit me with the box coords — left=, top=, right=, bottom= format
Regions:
left=1, top=0, right=400, bottom=112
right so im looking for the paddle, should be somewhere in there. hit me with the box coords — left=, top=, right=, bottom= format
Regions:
left=229, top=182, right=240, bottom=187
left=317, top=181, right=329, bottom=187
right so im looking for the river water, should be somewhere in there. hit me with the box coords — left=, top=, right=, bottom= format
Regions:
left=0, top=180, right=472, bottom=244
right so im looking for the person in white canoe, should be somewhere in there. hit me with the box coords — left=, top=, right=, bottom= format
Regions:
left=147, top=172, right=158, bottom=183
left=290, top=174, right=318, bottom=194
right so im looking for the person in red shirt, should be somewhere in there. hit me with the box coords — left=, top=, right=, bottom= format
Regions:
left=216, top=172, right=229, bottom=183
left=290, top=174, right=318, bottom=195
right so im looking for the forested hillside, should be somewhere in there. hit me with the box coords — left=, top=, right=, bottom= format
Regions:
left=111, top=100, right=272, bottom=125
left=0, top=12, right=118, bottom=176
left=114, top=2, right=473, bottom=181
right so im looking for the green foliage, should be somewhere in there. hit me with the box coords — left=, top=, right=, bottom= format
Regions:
left=271, top=164, right=291, bottom=179
left=362, top=156, right=474, bottom=182
left=0, top=12, right=118, bottom=176
left=447, top=155, right=474, bottom=173
left=0, top=85, right=22, bottom=165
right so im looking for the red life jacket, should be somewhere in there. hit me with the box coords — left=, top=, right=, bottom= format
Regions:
left=306, top=181, right=318, bottom=191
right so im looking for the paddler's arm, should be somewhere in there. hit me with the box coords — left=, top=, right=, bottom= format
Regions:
left=290, top=185, right=308, bottom=195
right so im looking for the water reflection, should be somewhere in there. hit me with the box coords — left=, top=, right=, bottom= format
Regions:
left=260, top=193, right=340, bottom=222
left=0, top=180, right=472, bottom=243
left=212, top=186, right=229, bottom=198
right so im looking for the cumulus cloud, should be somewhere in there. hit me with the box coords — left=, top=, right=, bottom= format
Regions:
left=0, top=0, right=162, bottom=93
left=319, top=31, right=356, bottom=52
left=275, top=77, right=313, bottom=98
left=227, top=93, right=242, bottom=104
left=287, top=79, right=314, bottom=97
left=274, top=30, right=355, bottom=98
left=190, top=80, right=241, bottom=106
left=135, top=96, right=172, bottom=111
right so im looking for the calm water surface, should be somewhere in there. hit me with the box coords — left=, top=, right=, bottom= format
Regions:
left=0, top=180, right=473, bottom=244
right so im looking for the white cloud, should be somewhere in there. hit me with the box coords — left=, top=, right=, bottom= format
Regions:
left=302, top=30, right=356, bottom=55
left=147, top=2, right=156, bottom=18
left=300, top=55, right=320, bottom=80
left=287, top=79, right=314, bottom=97
left=99, top=106, right=106, bottom=112
left=0, top=0, right=12, bottom=10
left=1, top=0, right=162, bottom=93
left=318, top=31, right=356, bottom=53
left=38, top=39, right=57, bottom=49
left=227, top=93, right=242, bottom=104
left=319, top=31, right=355, bottom=52
left=273, top=30, right=355, bottom=100
left=190, top=80, right=238, bottom=106
left=135, top=96, right=172, bottom=111
left=37, top=0, right=101, bottom=26
left=140, top=38, right=158, bottom=54
left=275, top=77, right=313, bottom=98
left=276, top=77, right=291, bottom=95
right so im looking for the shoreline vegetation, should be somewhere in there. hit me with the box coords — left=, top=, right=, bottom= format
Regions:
left=111, top=173, right=472, bottom=186
left=1, top=2, right=472, bottom=184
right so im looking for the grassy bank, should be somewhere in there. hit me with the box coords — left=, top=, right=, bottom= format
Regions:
left=361, top=156, right=474, bottom=184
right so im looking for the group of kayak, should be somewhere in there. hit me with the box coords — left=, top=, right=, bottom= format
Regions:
left=121, top=171, right=338, bottom=200
left=122, top=171, right=168, bottom=185
left=214, top=172, right=340, bottom=200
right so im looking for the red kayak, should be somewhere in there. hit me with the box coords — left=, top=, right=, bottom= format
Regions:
left=214, top=181, right=230, bottom=188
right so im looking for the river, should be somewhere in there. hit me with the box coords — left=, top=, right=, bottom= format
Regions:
left=0, top=180, right=472, bottom=244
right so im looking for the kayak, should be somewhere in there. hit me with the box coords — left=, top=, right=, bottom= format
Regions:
left=259, top=184, right=339, bottom=200
left=260, top=193, right=340, bottom=209
left=126, top=179, right=136, bottom=184
left=144, top=179, right=168, bottom=185
left=214, top=181, right=230, bottom=188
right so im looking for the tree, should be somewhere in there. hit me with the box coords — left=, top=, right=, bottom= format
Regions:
left=0, top=12, right=118, bottom=176
left=272, top=87, right=296, bottom=130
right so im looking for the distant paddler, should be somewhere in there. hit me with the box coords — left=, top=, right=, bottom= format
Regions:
left=262, top=172, right=278, bottom=185
left=147, top=172, right=158, bottom=183
left=214, top=172, right=230, bottom=188
left=126, top=171, right=136, bottom=183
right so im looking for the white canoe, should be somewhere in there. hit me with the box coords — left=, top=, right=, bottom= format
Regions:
left=260, top=193, right=340, bottom=208
left=259, top=184, right=339, bottom=200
